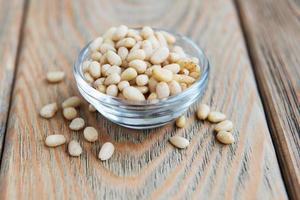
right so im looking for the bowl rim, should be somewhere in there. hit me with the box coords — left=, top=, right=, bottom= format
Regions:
left=73, top=28, right=210, bottom=106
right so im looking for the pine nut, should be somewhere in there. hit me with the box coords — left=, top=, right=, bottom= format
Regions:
left=93, top=77, right=106, bottom=87
left=163, top=63, right=180, bottom=74
left=152, top=68, right=173, bottom=82
left=147, top=92, right=157, bottom=100
left=128, top=59, right=147, bottom=74
left=97, top=84, right=106, bottom=93
left=168, top=52, right=181, bottom=63
left=145, top=65, right=161, bottom=76
left=127, top=49, right=146, bottom=62
left=106, top=65, right=122, bottom=76
left=207, top=111, right=226, bottom=123
left=130, top=41, right=142, bottom=52
left=150, top=46, right=169, bottom=64
left=189, top=72, right=200, bottom=79
left=112, top=25, right=128, bottom=41
left=68, top=140, right=82, bottom=157
left=216, top=131, right=234, bottom=144
left=90, top=37, right=103, bottom=52
left=118, top=47, right=129, bottom=60
left=135, top=86, right=149, bottom=94
left=177, top=58, right=197, bottom=70
left=100, top=43, right=116, bottom=54
left=84, top=72, right=94, bottom=83
left=123, top=86, right=145, bottom=101
left=46, top=71, right=65, bottom=83
left=62, top=96, right=81, bottom=108
left=156, top=82, right=170, bottom=99
left=88, top=104, right=96, bottom=112
left=40, top=103, right=58, bottom=119
left=197, top=104, right=210, bottom=120
left=173, top=46, right=186, bottom=58
left=169, top=136, right=189, bottom=149
left=89, top=61, right=101, bottom=78
left=155, top=31, right=168, bottom=47
left=173, top=74, right=195, bottom=84
left=106, top=84, right=118, bottom=97
left=148, top=77, right=158, bottom=93
left=215, top=120, right=233, bottom=132
left=98, top=142, right=115, bottom=161
left=142, top=40, right=153, bottom=60
left=118, top=80, right=130, bottom=91
left=176, top=116, right=186, bottom=128
left=116, top=37, right=136, bottom=48
left=141, top=26, right=154, bottom=39
left=104, top=73, right=121, bottom=85
left=102, top=27, right=116, bottom=39
left=148, top=35, right=160, bottom=49
left=161, top=31, right=176, bottom=44
left=168, top=80, right=182, bottom=95
left=180, top=83, right=188, bottom=90
left=181, top=68, right=190, bottom=76
left=106, top=50, right=122, bottom=66
left=45, top=135, right=66, bottom=147
left=121, top=67, right=138, bottom=81
left=83, top=126, right=98, bottom=142
left=136, top=74, right=149, bottom=86
left=82, top=61, right=91, bottom=72
left=90, top=51, right=102, bottom=61
left=69, top=117, right=85, bottom=131
left=63, top=107, right=77, bottom=120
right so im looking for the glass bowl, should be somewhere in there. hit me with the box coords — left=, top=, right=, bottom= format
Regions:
left=73, top=29, right=209, bottom=129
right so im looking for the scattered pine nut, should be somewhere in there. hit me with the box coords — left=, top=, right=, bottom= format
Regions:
left=214, top=120, right=233, bottom=132
left=98, top=142, right=115, bottom=161
left=207, top=111, right=226, bottom=123
left=69, top=117, right=85, bottom=131
left=63, top=107, right=77, bottom=120
left=169, top=136, right=189, bottom=149
left=197, top=104, right=210, bottom=120
left=176, top=116, right=186, bottom=128
left=45, top=135, right=66, bottom=147
left=83, top=126, right=98, bottom=142
left=62, top=96, right=81, bottom=108
left=46, top=71, right=65, bottom=83
left=40, top=103, right=58, bottom=119
left=216, top=131, right=234, bottom=144
left=68, top=140, right=82, bottom=156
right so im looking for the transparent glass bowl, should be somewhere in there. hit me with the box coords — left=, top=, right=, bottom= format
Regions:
left=73, top=29, right=209, bottom=129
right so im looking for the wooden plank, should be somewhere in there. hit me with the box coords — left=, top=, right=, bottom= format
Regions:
left=0, top=0, right=288, bottom=199
left=0, top=0, right=26, bottom=156
left=235, top=0, right=300, bottom=199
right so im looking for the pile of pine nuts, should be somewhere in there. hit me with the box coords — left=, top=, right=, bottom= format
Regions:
left=82, top=25, right=201, bottom=101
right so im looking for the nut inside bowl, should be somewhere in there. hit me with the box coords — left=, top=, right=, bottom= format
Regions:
left=73, top=28, right=209, bottom=129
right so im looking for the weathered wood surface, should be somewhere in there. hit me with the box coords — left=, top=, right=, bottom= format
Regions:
left=0, top=0, right=26, bottom=156
left=236, top=0, right=300, bottom=199
left=0, top=0, right=288, bottom=199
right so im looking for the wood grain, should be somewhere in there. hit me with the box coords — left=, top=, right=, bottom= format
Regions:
left=0, top=0, right=288, bottom=199
left=0, top=0, right=26, bottom=156
left=236, top=0, right=300, bottom=199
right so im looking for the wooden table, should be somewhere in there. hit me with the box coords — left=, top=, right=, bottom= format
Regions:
left=0, top=0, right=299, bottom=199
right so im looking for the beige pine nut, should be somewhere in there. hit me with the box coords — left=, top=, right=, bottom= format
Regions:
left=136, top=74, right=149, bottom=86
left=123, top=86, right=145, bottom=101
left=141, top=26, right=154, bottom=39
left=169, top=136, right=189, bottom=149
left=40, top=103, right=58, bottom=119
left=130, top=41, right=142, bottom=52
left=68, top=140, right=82, bottom=157
left=156, top=82, right=170, bottom=99
left=89, top=61, right=101, bottom=78
left=150, top=46, right=169, bottom=64
left=152, top=68, right=173, bottom=82
left=88, top=104, right=97, bottom=112
left=161, top=31, right=176, bottom=44
left=128, top=59, right=147, bottom=74
left=62, top=96, right=81, bottom=108
left=106, top=84, right=118, bottom=97
left=216, top=131, right=234, bottom=144
left=147, top=92, right=157, bottom=100
left=181, top=68, right=190, bottom=76
left=106, top=51, right=122, bottom=66
left=93, top=77, right=106, bottom=87
left=90, top=51, right=102, bottom=61
left=116, top=37, right=136, bottom=48
left=177, top=58, right=197, bottom=70
left=148, top=35, right=160, bottom=49
left=63, top=107, right=77, bottom=120
left=145, top=65, right=161, bottom=76
left=168, top=80, right=182, bottom=95
left=180, top=83, right=188, bottom=90
left=101, top=64, right=111, bottom=76
left=102, top=27, right=116, bottom=40
left=84, top=72, right=94, bottom=83
left=189, top=72, right=200, bottom=79
left=155, top=31, right=168, bottom=47
left=90, top=37, right=103, bottom=51
left=197, top=104, right=210, bottom=120
left=173, top=46, right=186, bottom=58
left=168, top=52, right=181, bottom=63
left=121, top=67, right=138, bottom=81
left=148, top=77, right=158, bottom=93
left=98, top=142, right=115, bottom=161
left=83, top=126, right=98, bottom=142
left=142, top=40, right=153, bottom=60
left=135, top=86, right=149, bottom=94
left=106, top=65, right=122, bottom=76
left=118, top=81, right=130, bottom=91
left=97, top=84, right=106, bottom=93
left=82, top=61, right=91, bottom=72
left=104, top=38, right=114, bottom=46
left=214, top=120, right=233, bottom=132
left=163, top=63, right=180, bottom=74
left=173, top=74, right=195, bottom=84
left=45, top=135, right=66, bottom=147
left=112, top=25, right=128, bottom=41
left=207, top=111, right=226, bottom=123
left=100, top=43, right=116, bottom=54
left=118, top=47, right=129, bottom=60
left=127, top=49, right=146, bottom=62
left=176, top=116, right=186, bottom=128
left=46, top=71, right=65, bottom=83
left=100, top=53, right=108, bottom=64
left=104, top=73, right=121, bottom=85
left=69, top=117, right=85, bottom=130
